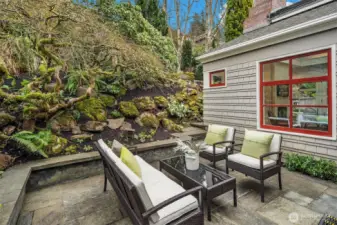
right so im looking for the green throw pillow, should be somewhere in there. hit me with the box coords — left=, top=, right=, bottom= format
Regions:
left=316, top=116, right=328, bottom=123
left=120, top=147, right=142, bottom=178
left=204, top=125, right=228, bottom=146
left=241, top=129, right=274, bottom=159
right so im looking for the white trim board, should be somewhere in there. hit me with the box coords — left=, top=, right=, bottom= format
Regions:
left=256, top=45, right=337, bottom=141
left=197, top=13, right=337, bottom=64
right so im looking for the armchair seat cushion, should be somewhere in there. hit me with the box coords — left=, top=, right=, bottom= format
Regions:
left=135, top=156, right=199, bottom=225
left=228, top=153, right=276, bottom=170
left=203, top=145, right=226, bottom=155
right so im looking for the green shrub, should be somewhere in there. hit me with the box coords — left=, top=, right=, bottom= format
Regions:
left=111, top=110, right=123, bottom=119
left=167, top=100, right=189, bottom=119
left=285, top=153, right=337, bottom=182
left=11, top=130, right=52, bottom=158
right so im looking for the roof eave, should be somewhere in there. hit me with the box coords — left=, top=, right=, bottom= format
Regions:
left=197, top=13, right=337, bottom=64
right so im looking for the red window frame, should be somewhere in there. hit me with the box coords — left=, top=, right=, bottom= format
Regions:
left=259, top=49, right=332, bottom=137
left=209, top=70, right=226, bottom=87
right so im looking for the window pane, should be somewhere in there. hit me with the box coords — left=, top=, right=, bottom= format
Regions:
left=211, top=71, right=225, bottom=85
left=263, top=60, right=289, bottom=81
left=264, top=106, right=289, bottom=127
left=292, top=82, right=328, bottom=106
left=264, top=85, right=290, bottom=105
left=293, top=52, right=328, bottom=79
left=293, top=107, right=328, bottom=131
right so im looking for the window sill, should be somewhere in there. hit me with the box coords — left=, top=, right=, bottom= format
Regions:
left=257, top=127, right=336, bottom=141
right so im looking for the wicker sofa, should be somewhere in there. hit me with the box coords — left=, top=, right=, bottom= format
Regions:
left=95, top=140, right=204, bottom=225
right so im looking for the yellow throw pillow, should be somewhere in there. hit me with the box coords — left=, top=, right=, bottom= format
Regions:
left=241, top=129, right=274, bottom=159
left=204, top=125, right=228, bottom=146
left=120, top=147, right=142, bottom=178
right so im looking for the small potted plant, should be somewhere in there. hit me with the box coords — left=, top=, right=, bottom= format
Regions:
left=174, top=139, right=203, bottom=170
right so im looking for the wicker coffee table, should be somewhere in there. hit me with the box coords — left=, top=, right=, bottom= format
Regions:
left=160, top=156, right=237, bottom=221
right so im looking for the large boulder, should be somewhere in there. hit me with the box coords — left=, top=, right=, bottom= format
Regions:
left=133, top=97, right=156, bottom=111
left=0, top=113, right=15, bottom=129
left=0, top=154, right=15, bottom=170
left=136, top=112, right=159, bottom=128
left=120, top=122, right=135, bottom=132
left=119, top=101, right=140, bottom=118
left=49, top=112, right=77, bottom=133
left=3, top=125, right=16, bottom=136
left=80, top=121, right=106, bottom=132
left=107, top=118, right=125, bottom=130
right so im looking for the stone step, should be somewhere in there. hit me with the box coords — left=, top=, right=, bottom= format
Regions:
left=190, top=122, right=208, bottom=129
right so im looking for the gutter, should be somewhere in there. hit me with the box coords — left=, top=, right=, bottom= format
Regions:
left=197, top=12, right=337, bottom=63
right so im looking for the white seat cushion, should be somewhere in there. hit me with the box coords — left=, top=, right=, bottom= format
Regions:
left=115, top=160, right=154, bottom=211
left=135, top=156, right=199, bottom=225
left=203, top=145, right=226, bottom=154
left=228, top=153, right=276, bottom=170
left=98, top=139, right=121, bottom=163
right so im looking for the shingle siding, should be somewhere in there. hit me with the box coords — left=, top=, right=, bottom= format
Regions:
left=203, top=33, right=337, bottom=161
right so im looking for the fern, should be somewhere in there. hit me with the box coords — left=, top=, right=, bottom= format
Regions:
left=11, top=130, right=52, bottom=158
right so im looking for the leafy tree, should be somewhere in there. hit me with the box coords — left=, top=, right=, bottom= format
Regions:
left=136, top=0, right=168, bottom=36
left=224, top=0, right=252, bottom=42
left=181, top=40, right=193, bottom=71
left=190, top=12, right=206, bottom=37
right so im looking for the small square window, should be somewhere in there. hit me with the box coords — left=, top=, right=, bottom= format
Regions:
left=210, top=70, right=226, bottom=87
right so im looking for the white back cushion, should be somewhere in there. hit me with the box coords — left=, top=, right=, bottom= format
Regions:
left=98, top=139, right=121, bottom=163
left=115, top=161, right=155, bottom=215
left=269, top=134, right=282, bottom=161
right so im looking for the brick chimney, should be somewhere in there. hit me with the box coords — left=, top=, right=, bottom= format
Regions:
left=244, top=0, right=286, bottom=33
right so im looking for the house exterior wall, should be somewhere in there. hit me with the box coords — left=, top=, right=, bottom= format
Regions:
left=202, top=29, right=337, bottom=160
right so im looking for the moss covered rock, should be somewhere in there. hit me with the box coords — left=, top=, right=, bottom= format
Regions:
left=119, top=101, right=140, bottom=118
left=65, top=145, right=78, bottom=154
left=0, top=113, right=15, bottom=129
left=75, top=98, right=107, bottom=121
left=154, top=96, right=169, bottom=108
left=48, top=135, right=68, bottom=155
left=162, top=119, right=183, bottom=132
left=136, top=112, right=159, bottom=128
left=100, top=95, right=116, bottom=108
left=50, top=111, right=76, bottom=133
left=133, top=97, right=156, bottom=111
left=156, top=111, right=168, bottom=121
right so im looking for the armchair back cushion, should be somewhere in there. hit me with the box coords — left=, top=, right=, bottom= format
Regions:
left=204, top=124, right=228, bottom=146
left=269, top=133, right=282, bottom=161
left=241, top=129, right=274, bottom=159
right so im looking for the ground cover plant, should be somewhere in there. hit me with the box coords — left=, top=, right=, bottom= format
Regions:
left=285, top=153, right=337, bottom=183
left=0, top=0, right=203, bottom=166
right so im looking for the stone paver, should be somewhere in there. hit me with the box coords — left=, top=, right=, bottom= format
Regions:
left=284, top=191, right=313, bottom=207
left=257, top=197, right=322, bottom=225
left=18, top=159, right=337, bottom=225
left=309, top=194, right=337, bottom=217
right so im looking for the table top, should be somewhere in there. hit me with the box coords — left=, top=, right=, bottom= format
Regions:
left=160, top=156, right=234, bottom=188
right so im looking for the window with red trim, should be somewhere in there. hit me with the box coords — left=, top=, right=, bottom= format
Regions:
left=210, top=70, right=226, bottom=87
left=260, top=49, right=332, bottom=137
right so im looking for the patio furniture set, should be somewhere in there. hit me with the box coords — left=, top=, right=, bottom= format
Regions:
left=95, top=124, right=283, bottom=225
